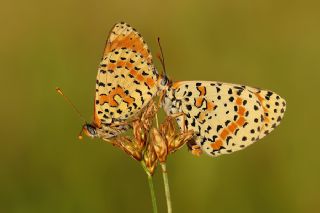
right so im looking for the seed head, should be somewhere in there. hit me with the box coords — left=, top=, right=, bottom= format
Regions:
left=113, top=136, right=142, bottom=161
left=132, top=120, right=147, bottom=151
left=150, top=128, right=168, bottom=163
left=143, top=143, right=158, bottom=175
left=160, top=117, right=176, bottom=144
left=168, top=130, right=194, bottom=153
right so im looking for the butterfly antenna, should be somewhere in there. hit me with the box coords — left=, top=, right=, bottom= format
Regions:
left=157, top=37, right=167, bottom=77
left=56, top=87, right=87, bottom=123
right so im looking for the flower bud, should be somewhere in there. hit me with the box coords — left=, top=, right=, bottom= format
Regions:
left=132, top=121, right=147, bottom=151
left=143, top=143, right=158, bottom=175
left=168, top=130, right=194, bottom=153
left=150, top=128, right=168, bottom=163
left=113, top=136, right=142, bottom=161
left=160, top=118, right=176, bottom=144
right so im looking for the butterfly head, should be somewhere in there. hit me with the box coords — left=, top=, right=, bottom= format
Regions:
left=80, top=123, right=127, bottom=140
left=160, top=74, right=170, bottom=87
left=81, top=123, right=98, bottom=139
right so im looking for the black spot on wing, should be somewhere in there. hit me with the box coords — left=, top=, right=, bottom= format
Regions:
left=205, top=125, right=212, bottom=133
left=236, top=89, right=244, bottom=96
left=226, top=136, right=232, bottom=145
left=135, top=89, right=142, bottom=95
left=216, top=125, right=223, bottom=132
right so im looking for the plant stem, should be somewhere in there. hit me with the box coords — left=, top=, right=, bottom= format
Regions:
left=155, top=113, right=173, bottom=213
left=147, top=174, right=158, bottom=213
left=161, top=162, right=172, bottom=213
left=141, top=162, right=158, bottom=213
left=155, top=112, right=160, bottom=128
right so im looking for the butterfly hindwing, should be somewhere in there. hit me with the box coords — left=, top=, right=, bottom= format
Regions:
left=162, top=81, right=286, bottom=157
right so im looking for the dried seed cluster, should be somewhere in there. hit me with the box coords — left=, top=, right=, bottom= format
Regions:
left=110, top=100, right=194, bottom=175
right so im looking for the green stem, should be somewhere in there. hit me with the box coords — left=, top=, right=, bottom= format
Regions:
left=141, top=162, right=158, bottom=213
left=155, top=113, right=173, bottom=213
left=161, top=163, right=172, bottom=213
left=147, top=174, right=158, bottom=213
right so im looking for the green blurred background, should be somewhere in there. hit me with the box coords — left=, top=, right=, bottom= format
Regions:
left=1, top=0, right=319, bottom=212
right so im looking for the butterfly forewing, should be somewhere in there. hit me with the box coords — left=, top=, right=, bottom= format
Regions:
left=162, top=81, right=286, bottom=157
left=103, top=22, right=152, bottom=63
left=94, top=22, right=159, bottom=131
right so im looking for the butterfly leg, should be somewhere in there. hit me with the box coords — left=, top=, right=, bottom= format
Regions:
left=158, top=90, right=165, bottom=108
left=109, top=115, right=151, bottom=129
left=166, top=112, right=187, bottom=132
left=140, top=99, right=159, bottom=130
left=110, top=121, right=130, bottom=128
left=108, top=121, right=134, bottom=138
left=109, top=119, right=138, bottom=128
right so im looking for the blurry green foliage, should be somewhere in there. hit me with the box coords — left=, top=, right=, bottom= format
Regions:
left=1, top=0, right=319, bottom=212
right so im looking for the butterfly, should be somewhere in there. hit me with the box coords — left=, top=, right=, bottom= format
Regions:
left=82, top=22, right=167, bottom=140
left=161, top=81, right=286, bottom=156
left=82, top=22, right=286, bottom=158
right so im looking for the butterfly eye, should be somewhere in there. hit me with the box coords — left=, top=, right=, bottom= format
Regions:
left=82, top=124, right=97, bottom=138
left=160, top=75, right=169, bottom=86
left=87, top=125, right=97, bottom=135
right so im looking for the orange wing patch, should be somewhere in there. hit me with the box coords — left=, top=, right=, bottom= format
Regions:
left=211, top=139, right=223, bottom=150
left=99, top=86, right=134, bottom=107
left=211, top=94, right=248, bottom=150
left=206, top=101, right=215, bottom=111
left=195, top=97, right=204, bottom=108
left=104, top=23, right=152, bottom=64
left=255, top=92, right=270, bottom=124
left=172, top=81, right=182, bottom=89
left=228, top=122, right=238, bottom=133
left=197, top=86, right=206, bottom=96
left=146, top=77, right=155, bottom=88
left=129, top=69, right=156, bottom=87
